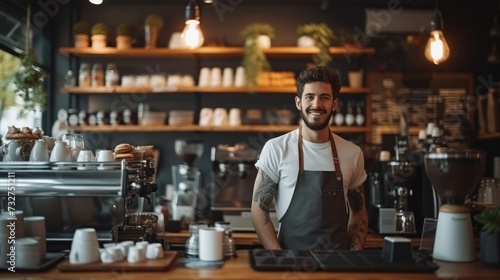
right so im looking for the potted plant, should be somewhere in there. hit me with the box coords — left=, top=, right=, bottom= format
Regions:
left=474, top=206, right=500, bottom=268
left=91, top=22, right=109, bottom=49
left=296, top=22, right=335, bottom=66
left=116, top=23, right=135, bottom=50
left=241, top=23, right=275, bottom=87
left=9, top=5, right=47, bottom=117
left=143, top=14, right=164, bottom=49
left=73, top=21, right=90, bottom=48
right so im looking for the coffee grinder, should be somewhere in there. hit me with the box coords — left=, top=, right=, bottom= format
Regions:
left=171, top=139, right=204, bottom=227
left=424, top=148, right=485, bottom=262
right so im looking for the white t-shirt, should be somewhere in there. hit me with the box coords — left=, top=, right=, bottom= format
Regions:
left=255, top=129, right=367, bottom=220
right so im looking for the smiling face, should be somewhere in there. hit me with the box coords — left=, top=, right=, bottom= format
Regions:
left=295, top=81, right=338, bottom=131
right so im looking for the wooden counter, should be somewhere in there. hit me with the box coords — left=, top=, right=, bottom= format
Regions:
left=163, top=231, right=423, bottom=248
left=2, top=251, right=498, bottom=279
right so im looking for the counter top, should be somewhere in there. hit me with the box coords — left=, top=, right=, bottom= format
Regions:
left=1, top=251, right=498, bottom=279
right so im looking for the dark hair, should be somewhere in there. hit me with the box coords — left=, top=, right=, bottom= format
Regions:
left=296, top=66, right=341, bottom=98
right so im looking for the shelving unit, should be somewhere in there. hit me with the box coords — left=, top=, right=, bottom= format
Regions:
left=60, top=46, right=374, bottom=141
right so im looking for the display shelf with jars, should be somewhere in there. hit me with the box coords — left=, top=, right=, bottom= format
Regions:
left=60, top=46, right=374, bottom=141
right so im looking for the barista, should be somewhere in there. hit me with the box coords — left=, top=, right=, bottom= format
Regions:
left=251, top=66, right=368, bottom=250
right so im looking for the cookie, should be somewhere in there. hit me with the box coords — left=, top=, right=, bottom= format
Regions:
left=137, top=145, right=154, bottom=159
left=5, top=133, right=24, bottom=140
left=114, top=143, right=135, bottom=154
left=115, top=153, right=135, bottom=160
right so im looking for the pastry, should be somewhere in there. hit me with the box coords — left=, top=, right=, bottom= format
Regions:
left=114, top=143, right=135, bottom=154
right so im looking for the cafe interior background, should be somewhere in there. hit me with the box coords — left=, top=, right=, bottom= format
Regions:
left=1, top=0, right=500, bottom=222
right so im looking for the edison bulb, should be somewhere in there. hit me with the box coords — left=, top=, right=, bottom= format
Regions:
left=181, top=20, right=204, bottom=49
left=424, top=30, right=450, bottom=65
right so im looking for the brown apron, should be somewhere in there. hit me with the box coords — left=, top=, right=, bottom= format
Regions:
left=277, top=129, right=349, bottom=250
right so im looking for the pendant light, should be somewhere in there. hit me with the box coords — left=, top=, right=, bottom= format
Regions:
left=424, top=5, right=450, bottom=65
left=181, top=0, right=205, bottom=49
left=89, top=0, right=103, bottom=4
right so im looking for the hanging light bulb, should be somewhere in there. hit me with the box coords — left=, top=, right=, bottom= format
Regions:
left=181, top=0, right=204, bottom=49
left=89, top=0, right=103, bottom=4
left=424, top=10, right=450, bottom=65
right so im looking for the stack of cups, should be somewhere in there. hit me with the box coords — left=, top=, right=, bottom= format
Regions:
left=222, top=67, right=234, bottom=87
left=210, top=67, right=222, bottom=87
left=16, top=237, right=42, bottom=267
left=234, top=66, right=246, bottom=87
left=24, top=216, right=46, bottom=262
left=198, top=67, right=210, bottom=87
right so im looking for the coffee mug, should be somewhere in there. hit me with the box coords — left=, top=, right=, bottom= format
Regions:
left=29, top=140, right=49, bottom=162
left=69, top=228, right=100, bottom=264
left=127, top=246, right=146, bottom=263
left=77, top=150, right=95, bottom=162
left=213, top=108, right=228, bottom=126
left=146, top=243, right=164, bottom=260
left=96, top=149, right=114, bottom=162
left=199, top=108, right=213, bottom=126
left=50, top=141, right=70, bottom=162
left=15, top=237, right=41, bottom=268
left=229, top=108, right=241, bottom=126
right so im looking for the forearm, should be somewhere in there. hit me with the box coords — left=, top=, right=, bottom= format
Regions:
left=251, top=203, right=281, bottom=249
left=347, top=186, right=368, bottom=250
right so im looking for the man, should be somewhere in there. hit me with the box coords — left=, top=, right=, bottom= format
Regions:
left=251, top=66, right=368, bottom=251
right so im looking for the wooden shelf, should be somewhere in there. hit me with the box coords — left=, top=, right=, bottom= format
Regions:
left=477, top=132, right=500, bottom=140
left=69, top=124, right=369, bottom=133
left=59, top=46, right=375, bottom=58
left=60, top=86, right=371, bottom=95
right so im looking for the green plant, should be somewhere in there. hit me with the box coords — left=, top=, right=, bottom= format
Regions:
left=73, top=21, right=90, bottom=35
left=9, top=6, right=47, bottom=118
left=297, top=22, right=335, bottom=66
left=116, top=23, right=135, bottom=37
left=241, top=23, right=274, bottom=87
left=474, top=206, right=500, bottom=234
left=91, top=23, right=109, bottom=36
left=241, top=23, right=275, bottom=39
left=144, top=14, right=164, bottom=28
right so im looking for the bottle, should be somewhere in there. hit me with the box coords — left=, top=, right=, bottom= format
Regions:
left=64, top=70, right=76, bottom=87
left=355, top=102, right=365, bottom=126
left=334, top=100, right=344, bottom=126
left=78, top=63, right=91, bottom=87
left=214, top=221, right=236, bottom=259
left=91, top=63, right=104, bottom=87
left=344, top=102, right=354, bottom=126
left=105, top=64, right=120, bottom=86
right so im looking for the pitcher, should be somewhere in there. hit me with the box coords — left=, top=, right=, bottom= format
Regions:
left=2, top=140, right=29, bottom=161
left=49, top=140, right=70, bottom=162
left=29, top=139, right=50, bottom=162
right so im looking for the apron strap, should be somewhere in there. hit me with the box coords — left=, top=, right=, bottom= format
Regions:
left=298, top=127, right=343, bottom=181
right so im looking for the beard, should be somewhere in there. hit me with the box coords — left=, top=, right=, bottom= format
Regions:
left=300, top=108, right=332, bottom=131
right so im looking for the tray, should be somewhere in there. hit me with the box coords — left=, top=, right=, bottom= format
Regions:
left=57, top=251, right=177, bottom=272
left=0, top=252, right=66, bottom=272
left=249, top=249, right=440, bottom=273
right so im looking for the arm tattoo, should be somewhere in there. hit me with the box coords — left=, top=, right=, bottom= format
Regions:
left=253, top=171, right=277, bottom=224
left=348, top=188, right=363, bottom=213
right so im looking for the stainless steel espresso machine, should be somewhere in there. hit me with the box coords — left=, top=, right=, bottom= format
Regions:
left=0, top=160, right=158, bottom=251
left=211, top=143, right=278, bottom=231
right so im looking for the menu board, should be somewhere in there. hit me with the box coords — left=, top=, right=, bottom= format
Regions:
left=367, top=72, right=473, bottom=148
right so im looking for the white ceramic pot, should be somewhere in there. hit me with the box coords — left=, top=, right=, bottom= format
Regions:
left=297, top=35, right=315, bottom=47
left=74, top=34, right=89, bottom=48
left=91, top=34, right=107, bottom=49
left=246, top=35, right=271, bottom=49
left=116, top=36, right=132, bottom=50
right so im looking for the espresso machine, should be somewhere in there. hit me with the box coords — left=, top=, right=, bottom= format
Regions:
left=211, top=143, right=279, bottom=231
left=171, top=139, right=204, bottom=227
left=0, top=159, right=159, bottom=250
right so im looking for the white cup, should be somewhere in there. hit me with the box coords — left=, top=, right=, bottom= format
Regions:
left=29, top=140, right=49, bottom=162
left=210, top=67, right=222, bottom=87
left=146, top=243, right=164, bottom=260
left=213, top=108, right=228, bottom=126
left=121, top=75, right=136, bottom=87
left=24, top=216, right=46, bottom=261
left=100, top=245, right=124, bottom=263
left=234, top=66, right=246, bottom=87
left=119, top=240, right=134, bottom=256
left=181, top=75, right=195, bottom=87
left=127, top=246, right=146, bottom=263
left=199, top=227, right=224, bottom=261
left=198, top=67, right=211, bottom=87
left=50, top=141, right=70, bottom=162
left=96, top=149, right=114, bottom=162
left=348, top=70, right=363, bottom=88
left=136, top=240, right=149, bottom=250
left=16, top=237, right=41, bottom=268
left=77, top=150, right=95, bottom=162
left=199, top=108, right=214, bottom=126
left=69, top=228, right=100, bottom=264
left=222, top=67, right=234, bottom=87
left=135, top=75, right=150, bottom=87
left=167, top=74, right=182, bottom=87
left=150, top=73, right=167, bottom=88
left=229, top=108, right=241, bottom=126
